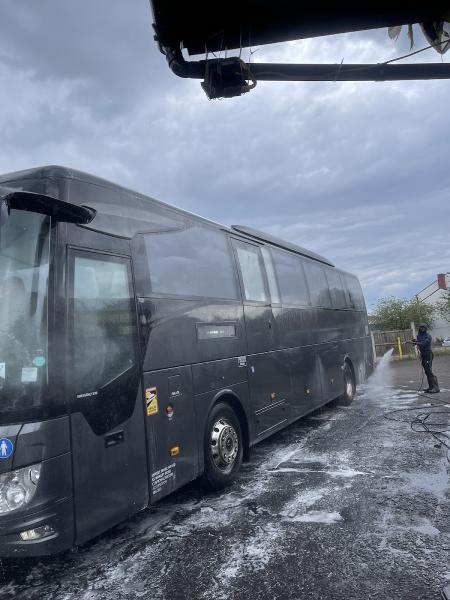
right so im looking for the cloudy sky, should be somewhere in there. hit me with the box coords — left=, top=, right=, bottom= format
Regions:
left=0, top=1, right=449, bottom=310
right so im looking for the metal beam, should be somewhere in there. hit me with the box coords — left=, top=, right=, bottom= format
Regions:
left=247, top=62, right=450, bottom=82
left=160, top=48, right=450, bottom=98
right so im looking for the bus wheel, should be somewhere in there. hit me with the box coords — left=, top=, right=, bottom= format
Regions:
left=202, top=402, right=243, bottom=490
left=342, top=363, right=355, bottom=403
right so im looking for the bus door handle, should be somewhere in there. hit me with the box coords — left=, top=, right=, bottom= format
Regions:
left=104, top=430, right=124, bottom=448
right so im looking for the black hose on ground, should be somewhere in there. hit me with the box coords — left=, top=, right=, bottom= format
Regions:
left=382, top=354, right=450, bottom=463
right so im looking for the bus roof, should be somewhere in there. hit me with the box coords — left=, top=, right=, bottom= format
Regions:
left=0, top=165, right=334, bottom=267
left=231, top=225, right=334, bottom=267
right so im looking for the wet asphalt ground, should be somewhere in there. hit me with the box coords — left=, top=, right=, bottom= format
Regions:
left=1, top=354, right=450, bottom=600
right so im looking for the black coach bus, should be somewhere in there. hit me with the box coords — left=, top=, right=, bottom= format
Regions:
left=0, top=166, right=373, bottom=556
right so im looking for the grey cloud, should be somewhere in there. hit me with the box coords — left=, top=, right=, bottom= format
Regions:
left=0, top=0, right=175, bottom=117
left=0, top=4, right=449, bottom=309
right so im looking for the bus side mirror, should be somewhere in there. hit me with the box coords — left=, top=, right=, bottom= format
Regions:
left=0, top=186, right=96, bottom=225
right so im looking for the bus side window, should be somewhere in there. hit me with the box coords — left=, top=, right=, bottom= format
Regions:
left=271, top=249, right=310, bottom=306
left=142, top=225, right=238, bottom=300
left=72, top=255, right=136, bottom=395
left=235, top=243, right=268, bottom=303
left=325, top=269, right=347, bottom=309
left=303, top=262, right=332, bottom=308
left=343, top=274, right=365, bottom=311
left=261, top=247, right=280, bottom=304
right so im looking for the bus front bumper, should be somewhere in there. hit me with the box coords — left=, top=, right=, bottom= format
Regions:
left=0, top=497, right=73, bottom=557
left=0, top=453, right=74, bottom=557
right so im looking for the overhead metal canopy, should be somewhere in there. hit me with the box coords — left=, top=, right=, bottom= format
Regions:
left=150, top=2, right=450, bottom=99
left=151, top=2, right=448, bottom=55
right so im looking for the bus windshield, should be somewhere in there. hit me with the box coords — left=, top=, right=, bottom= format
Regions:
left=0, top=209, right=50, bottom=421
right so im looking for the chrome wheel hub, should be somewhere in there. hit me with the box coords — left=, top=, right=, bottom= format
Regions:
left=210, top=418, right=239, bottom=473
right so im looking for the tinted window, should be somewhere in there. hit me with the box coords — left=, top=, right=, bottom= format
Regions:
left=73, top=256, right=137, bottom=394
left=144, top=225, right=237, bottom=299
left=235, top=243, right=267, bottom=302
left=69, top=180, right=185, bottom=238
left=261, top=247, right=281, bottom=304
left=272, top=250, right=310, bottom=306
left=344, top=274, right=365, bottom=310
left=0, top=211, right=50, bottom=424
left=303, top=262, right=331, bottom=307
left=325, top=269, right=348, bottom=308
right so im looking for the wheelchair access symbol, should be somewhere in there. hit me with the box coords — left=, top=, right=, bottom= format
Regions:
left=0, top=438, right=13, bottom=459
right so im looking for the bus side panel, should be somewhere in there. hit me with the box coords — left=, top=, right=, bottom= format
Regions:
left=192, top=357, right=248, bottom=397
left=70, top=391, right=149, bottom=546
left=341, top=335, right=373, bottom=384
left=274, top=306, right=308, bottom=350
left=334, top=307, right=373, bottom=383
left=144, top=366, right=197, bottom=503
left=271, top=306, right=325, bottom=415
left=243, top=304, right=292, bottom=437
left=139, top=298, right=246, bottom=371
left=318, top=341, right=343, bottom=402
left=139, top=298, right=249, bottom=495
left=288, top=345, right=323, bottom=416
left=364, top=334, right=375, bottom=380
left=313, top=309, right=344, bottom=400
left=247, top=350, right=291, bottom=437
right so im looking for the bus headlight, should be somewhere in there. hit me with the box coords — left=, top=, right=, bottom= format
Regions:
left=0, top=464, right=41, bottom=514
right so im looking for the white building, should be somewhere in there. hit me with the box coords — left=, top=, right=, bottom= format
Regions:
left=416, top=273, right=450, bottom=340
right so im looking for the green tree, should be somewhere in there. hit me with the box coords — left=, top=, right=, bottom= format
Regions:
left=369, top=297, right=435, bottom=331
left=436, top=290, right=450, bottom=323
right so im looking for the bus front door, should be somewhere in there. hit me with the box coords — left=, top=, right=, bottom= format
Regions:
left=67, top=247, right=148, bottom=546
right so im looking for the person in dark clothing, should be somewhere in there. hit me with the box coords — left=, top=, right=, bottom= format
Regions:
left=412, top=324, right=440, bottom=393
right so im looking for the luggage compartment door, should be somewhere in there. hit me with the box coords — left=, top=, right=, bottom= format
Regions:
left=143, top=366, right=197, bottom=502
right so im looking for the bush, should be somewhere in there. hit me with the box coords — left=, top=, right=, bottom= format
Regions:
left=369, top=297, right=435, bottom=331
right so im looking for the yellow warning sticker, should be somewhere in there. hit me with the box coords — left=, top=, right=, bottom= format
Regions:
left=146, top=387, right=158, bottom=416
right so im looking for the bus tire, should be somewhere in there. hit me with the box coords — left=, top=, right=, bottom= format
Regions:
left=342, top=363, right=355, bottom=404
left=202, top=402, right=243, bottom=490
